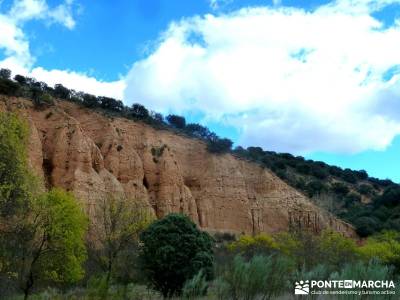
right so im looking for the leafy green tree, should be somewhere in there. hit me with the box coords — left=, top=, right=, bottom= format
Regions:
left=0, top=112, right=34, bottom=216
left=166, top=114, right=186, bottom=129
left=9, top=189, right=87, bottom=299
left=0, top=114, right=87, bottom=298
left=88, top=195, right=152, bottom=289
left=207, top=137, right=233, bottom=154
left=99, top=96, right=124, bottom=111
left=353, top=216, right=380, bottom=237
left=151, top=111, right=164, bottom=123
left=376, top=186, right=400, bottom=207
left=0, top=77, right=19, bottom=96
left=139, top=213, right=214, bottom=298
left=130, top=103, right=149, bottom=119
left=82, top=93, right=99, bottom=108
left=331, top=182, right=349, bottom=196
left=341, top=169, right=357, bottom=184
left=305, top=180, right=327, bottom=197
left=185, top=123, right=211, bottom=139
left=0, top=68, right=11, bottom=79
left=53, top=84, right=71, bottom=99
left=318, top=230, right=358, bottom=269
left=14, top=74, right=28, bottom=85
left=358, top=183, right=374, bottom=196
left=358, top=231, right=400, bottom=271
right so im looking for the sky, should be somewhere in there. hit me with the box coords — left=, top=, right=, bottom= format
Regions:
left=0, top=0, right=400, bottom=182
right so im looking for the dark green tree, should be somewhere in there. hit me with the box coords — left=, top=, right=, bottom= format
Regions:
left=130, top=103, right=149, bottom=119
left=166, top=114, right=186, bottom=129
left=14, top=74, right=28, bottom=85
left=99, top=96, right=123, bottom=111
left=82, top=93, right=99, bottom=108
left=207, top=137, right=233, bottom=153
left=185, top=123, right=211, bottom=139
left=139, top=213, right=214, bottom=298
left=54, top=84, right=71, bottom=99
left=0, top=68, right=11, bottom=80
left=0, top=78, right=19, bottom=96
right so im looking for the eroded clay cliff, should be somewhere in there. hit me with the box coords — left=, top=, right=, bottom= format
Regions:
left=0, top=97, right=356, bottom=237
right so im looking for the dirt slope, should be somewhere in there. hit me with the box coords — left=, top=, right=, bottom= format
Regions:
left=0, top=97, right=356, bottom=237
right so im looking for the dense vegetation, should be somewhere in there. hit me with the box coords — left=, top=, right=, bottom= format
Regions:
left=0, top=112, right=399, bottom=299
left=231, top=147, right=400, bottom=237
left=1, top=68, right=399, bottom=238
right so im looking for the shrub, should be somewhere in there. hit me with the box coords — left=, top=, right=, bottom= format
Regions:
left=353, top=216, right=380, bottom=237
left=139, top=213, right=214, bottom=298
left=344, top=193, right=362, bottom=207
left=375, top=186, right=400, bottom=207
left=358, top=231, right=400, bottom=271
left=185, top=123, right=211, bottom=139
left=182, top=270, right=208, bottom=299
left=207, top=137, right=233, bottom=154
left=53, top=84, right=71, bottom=99
left=306, top=180, right=327, bottom=197
left=311, top=166, right=329, bottom=179
left=296, top=163, right=311, bottom=175
left=329, top=260, right=394, bottom=300
left=166, top=114, right=186, bottom=129
left=221, top=255, right=292, bottom=300
left=228, top=234, right=278, bottom=258
left=0, top=78, right=19, bottom=96
left=130, top=103, right=149, bottom=119
left=355, top=169, right=368, bottom=180
left=341, top=169, right=357, bottom=184
left=82, top=93, right=99, bottom=107
left=331, top=182, right=350, bottom=196
left=358, top=184, right=374, bottom=196
left=318, top=230, right=358, bottom=269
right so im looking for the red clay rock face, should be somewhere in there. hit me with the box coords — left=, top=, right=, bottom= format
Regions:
left=0, top=97, right=356, bottom=237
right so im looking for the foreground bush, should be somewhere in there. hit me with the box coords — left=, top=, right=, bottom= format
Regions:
left=216, top=254, right=293, bottom=300
left=139, top=213, right=214, bottom=298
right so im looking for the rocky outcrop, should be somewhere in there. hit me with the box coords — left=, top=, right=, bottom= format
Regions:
left=0, top=97, right=356, bottom=237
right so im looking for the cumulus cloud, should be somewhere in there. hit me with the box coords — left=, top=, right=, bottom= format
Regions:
left=31, top=67, right=125, bottom=99
left=124, top=0, right=400, bottom=153
left=9, top=0, right=76, bottom=29
left=0, top=0, right=77, bottom=68
left=0, top=0, right=122, bottom=99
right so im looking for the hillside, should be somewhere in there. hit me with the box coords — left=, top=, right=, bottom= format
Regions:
left=0, top=96, right=355, bottom=237
left=1, top=70, right=399, bottom=238
left=232, top=146, right=400, bottom=236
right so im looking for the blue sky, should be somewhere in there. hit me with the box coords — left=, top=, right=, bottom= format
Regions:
left=1, top=0, right=400, bottom=182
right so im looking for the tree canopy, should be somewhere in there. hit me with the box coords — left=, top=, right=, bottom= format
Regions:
left=139, top=213, right=214, bottom=298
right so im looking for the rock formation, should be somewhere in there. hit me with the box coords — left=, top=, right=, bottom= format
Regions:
left=0, top=97, right=356, bottom=237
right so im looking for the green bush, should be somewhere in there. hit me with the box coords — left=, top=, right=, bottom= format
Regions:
left=220, top=255, right=292, bottom=300
left=139, top=213, right=214, bottom=298
left=182, top=270, right=208, bottom=299
left=331, top=182, right=350, bottom=196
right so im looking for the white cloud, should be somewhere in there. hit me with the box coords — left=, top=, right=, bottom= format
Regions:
left=9, top=0, right=76, bottom=28
left=31, top=67, right=125, bottom=99
left=0, top=0, right=122, bottom=99
left=124, top=0, right=400, bottom=154
left=0, top=0, right=77, bottom=69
